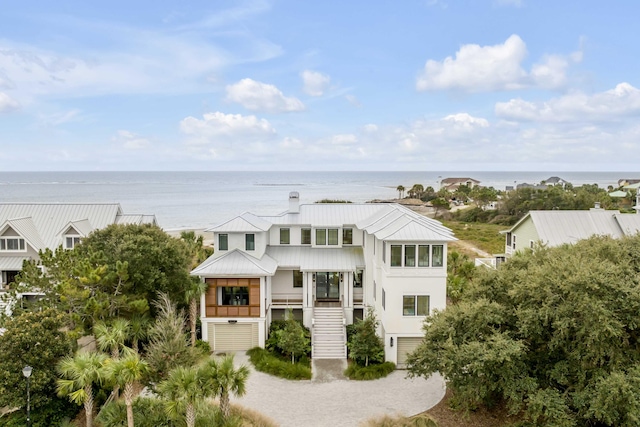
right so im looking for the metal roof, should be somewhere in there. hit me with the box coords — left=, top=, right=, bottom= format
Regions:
left=266, top=246, right=365, bottom=271
left=527, top=210, right=623, bottom=246
left=0, top=256, right=31, bottom=270
left=614, top=214, right=640, bottom=236
left=0, top=203, right=155, bottom=250
left=191, top=249, right=278, bottom=276
left=261, top=203, right=455, bottom=242
left=207, top=212, right=272, bottom=232
left=116, top=214, right=158, bottom=225
left=608, top=190, right=628, bottom=198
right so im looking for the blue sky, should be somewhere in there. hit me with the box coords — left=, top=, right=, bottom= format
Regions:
left=1, top=0, right=639, bottom=171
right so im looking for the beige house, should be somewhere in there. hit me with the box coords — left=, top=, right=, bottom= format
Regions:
left=0, top=203, right=156, bottom=314
left=504, top=208, right=640, bottom=257
left=440, top=177, right=480, bottom=192
left=191, top=192, right=456, bottom=366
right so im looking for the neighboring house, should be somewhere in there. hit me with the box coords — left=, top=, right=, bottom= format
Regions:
left=440, top=177, right=480, bottom=192
left=191, top=192, right=456, bottom=366
left=503, top=208, right=640, bottom=257
left=516, top=182, right=547, bottom=190
left=541, top=176, right=569, bottom=187
left=0, top=203, right=156, bottom=315
left=618, top=179, right=640, bottom=187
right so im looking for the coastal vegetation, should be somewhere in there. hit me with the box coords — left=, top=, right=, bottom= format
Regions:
left=247, top=317, right=312, bottom=380
left=345, top=309, right=394, bottom=380
left=408, top=234, right=640, bottom=427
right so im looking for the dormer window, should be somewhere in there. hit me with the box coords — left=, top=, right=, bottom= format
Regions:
left=0, top=237, right=25, bottom=251
left=65, top=236, right=81, bottom=249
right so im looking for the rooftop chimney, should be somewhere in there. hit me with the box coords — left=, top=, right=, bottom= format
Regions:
left=289, top=192, right=300, bottom=214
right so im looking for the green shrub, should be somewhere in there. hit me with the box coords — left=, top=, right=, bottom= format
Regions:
left=0, top=397, right=79, bottom=427
left=247, top=347, right=312, bottom=380
left=195, top=339, right=212, bottom=355
left=265, top=319, right=311, bottom=359
left=360, top=413, right=438, bottom=427
left=344, top=362, right=395, bottom=380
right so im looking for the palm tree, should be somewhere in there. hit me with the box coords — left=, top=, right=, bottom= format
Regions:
left=185, top=277, right=207, bottom=347
left=396, top=185, right=405, bottom=199
left=95, top=318, right=130, bottom=359
left=57, top=351, right=108, bottom=427
left=201, top=354, right=249, bottom=419
left=158, top=366, right=204, bottom=427
left=410, top=184, right=424, bottom=199
left=128, top=314, right=150, bottom=353
left=106, top=351, right=149, bottom=427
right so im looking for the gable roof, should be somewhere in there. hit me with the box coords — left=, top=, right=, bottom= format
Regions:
left=207, top=212, right=272, bottom=232
left=266, top=246, right=365, bottom=271
left=441, top=177, right=480, bottom=184
left=509, top=210, right=640, bottom=247
left=0, top=203, right=156, bottom=250
left=191, top=249, right=278, bottom=276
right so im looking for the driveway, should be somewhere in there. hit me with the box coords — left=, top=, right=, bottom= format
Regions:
left=232, top=353, right=446, bottom=427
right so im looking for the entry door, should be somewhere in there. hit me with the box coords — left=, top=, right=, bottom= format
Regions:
left=316, top=272, right=340, bottom=299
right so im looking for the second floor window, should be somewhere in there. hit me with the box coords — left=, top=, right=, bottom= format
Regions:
left=301, top=228, right=311, bottom=244
left=293, top=270, right=303, bottom=288
left=0, top=237, right=25, bottom=251
left=219, top=234, right=228, bottom=251
left=343, top=228, right=353, bottom=245
left=280, top=228, right=290, bottom=244
left=65, top=236, right=81, bottom=249
left=245, top=234, right=255, bottom=251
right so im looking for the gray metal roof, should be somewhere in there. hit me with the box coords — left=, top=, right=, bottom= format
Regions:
left=116, top=214, right=157, bottom=225
left=0, top=256, right=31, bottom=270
left=524, top=210, right=623, bottom=246
left=191, top=249, right=278, bottom=276
left=0, top=203, right=155, bottom=250
left=266, top=246, right=365, bottom=271
left=614, top=214, right=640, bottom=236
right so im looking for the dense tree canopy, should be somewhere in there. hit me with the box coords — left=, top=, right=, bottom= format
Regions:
left=0, top=309, right=73, bottom=410
left=16, top=224, right=193, bottom=331
left=408, top=234, right=640, bottom=426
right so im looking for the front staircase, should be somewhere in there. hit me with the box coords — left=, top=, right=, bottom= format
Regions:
left=312, top=307, right=346, bottom=359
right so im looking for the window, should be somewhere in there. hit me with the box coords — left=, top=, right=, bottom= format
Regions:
left=506, top=232, right=512, bottom=247
left=301, top=228, right=311, bottom=245
left=316, top=229, right=326, bottom=245
left=219, top=234, right=228, bottom=251
left=343, top=228, right=353, bottom=245
left=418, top=245, right=430, bottom=267
left=220, top=287, right=249, bottom=306
left=382, top=242, right=386, bottom=262
left=403, top=295, right=430, bottom=316
left=404, top=245, right=416, bottom=267
left=0, top=238, right=25, bottom=251
left=373, top=280, right=376, bottom=301
left=293, top=270, right=303, bottom=288
left=65, top=236, right=81, bottom=249
left=245, top=234, right=255, bottom=251
left=512, top=235, right=517, bottom=250
left=432, top=245, right=443, bottom=267
left=390, top=245, right=402, bottom=267
left=382, top=288, right=386, bottom=310
left=354, top=269, right=363, bottom=288
left=530, top=240, right=535, bottom=249
left=280, top=228, right=290, bottom=245
left=328, top=229, right=339, bottom=245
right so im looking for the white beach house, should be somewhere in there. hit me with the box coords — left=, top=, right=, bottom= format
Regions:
left=191, top=193, right=456, bottom=366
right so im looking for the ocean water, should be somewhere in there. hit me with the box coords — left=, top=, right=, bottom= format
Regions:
left=0, top=171, right=635, bottom=229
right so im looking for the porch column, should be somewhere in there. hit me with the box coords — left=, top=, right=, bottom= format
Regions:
left=302, top=272, right=313, bottom=328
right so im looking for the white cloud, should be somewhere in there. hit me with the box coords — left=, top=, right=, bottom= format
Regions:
left=362, top=124, right=378, bottom=133
left=113, top=130, right=151, bottom=150
left=443, top=113, right=490, bottom=128
left=180, top=111, right=278, bottom=160
left=495, top=83, right=640, bottom=122
left=330, top=134, right=358, bottom=145
left=280, top=137, right=304, bottom=149
left=0, top=92, right=20, bottom=113
left=417, top=35, right=580, bottom=92
left=226, top=78, right=305, bottom=113
left=301, top=70, right=330, bottom=96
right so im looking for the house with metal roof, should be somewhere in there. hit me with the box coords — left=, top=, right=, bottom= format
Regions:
left=440, top=177, right=481, bottom=192
left=503, top=208, right=640, bottom=257
left=0, top=203, right=156, bottom=314
left=191, top=192, right=456, bottom=366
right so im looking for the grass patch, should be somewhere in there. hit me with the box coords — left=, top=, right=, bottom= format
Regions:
left=442, top=221, right=508, bottom=255
left=344, top=362, right=395, bottom=380
left=360, top=413, right=438, bottom=427
left=247, top=347, right=312, bottom=380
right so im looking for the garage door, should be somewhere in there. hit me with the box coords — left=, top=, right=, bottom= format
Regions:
left=397, top=337, right=423, bottom=368
left=209, top=323, right=259, bottom=352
